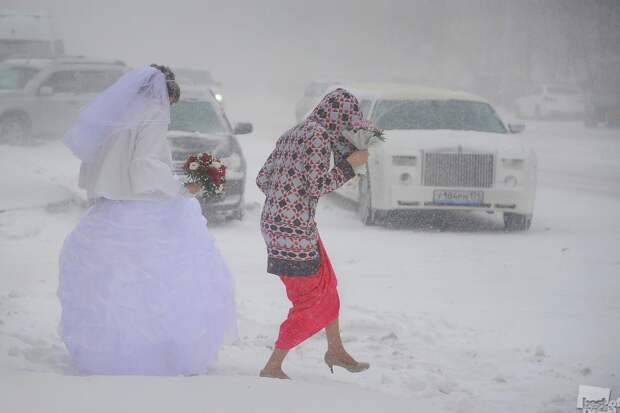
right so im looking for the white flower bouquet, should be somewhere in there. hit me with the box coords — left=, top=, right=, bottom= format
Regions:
left=341, top=119, right=385, bottom=173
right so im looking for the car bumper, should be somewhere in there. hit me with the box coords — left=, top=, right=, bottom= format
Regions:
left=197, top=177, right=245, bottom=213
left=376, top=185, right=536, bottom=215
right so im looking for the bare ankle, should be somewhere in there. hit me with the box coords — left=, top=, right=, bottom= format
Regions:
left=260, top=367, right=290, bottom=380
left=262, top=364, right=283, bottom=373
left=327, top=347, right=348, bottom=357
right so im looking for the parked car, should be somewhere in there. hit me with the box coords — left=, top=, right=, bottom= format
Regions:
left=173, top=67, right=225, bottom=107
left=167, top=85, right=252, bottom=220
left=335, top=83, right=537, bottom=231
left=294, top=80, right=342, bottom=123
left=0, top=56, right=128, bottom=143
left=514, top=82, right=584, bottom=120
left=583, top=57, right=620, bottom=128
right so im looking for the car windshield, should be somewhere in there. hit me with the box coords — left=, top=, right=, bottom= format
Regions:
left=0, top=66, right=40, bottom=90
left=170, top=100, right=229, bottom=135
left=359, top=99, right=372, bottom=118
left=372, top=99, right=507, bottom=133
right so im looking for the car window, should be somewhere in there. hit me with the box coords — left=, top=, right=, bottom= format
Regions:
left=74, top=70, right=124, bottom=93
left=547, top=85, right=579, bottom=95
left=359, top=99, right=372, bottom=118
left=528, top=85, right=543, bottom=95
left=40, top=69, right=124, bottom=94
left=514, top=84, right=541, bottom=98
left=40, top=70, right=81, bottom=94
left=0, top=66, right=40, bottom=90
left=372, top=99, right=507, bottom=134
left=170, top=100, right=229, bottom=135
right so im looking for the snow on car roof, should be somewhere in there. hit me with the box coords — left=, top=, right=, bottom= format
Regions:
left=342, top=82, right=488, bottom=103
left=177, top=84, right=218, bottom=103
left=1, top=58, right=53, bottom=69
left=173, top=67, right=215, bottom=85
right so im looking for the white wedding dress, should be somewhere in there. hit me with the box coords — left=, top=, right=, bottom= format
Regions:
left=58, top=66, right=236, bottom=375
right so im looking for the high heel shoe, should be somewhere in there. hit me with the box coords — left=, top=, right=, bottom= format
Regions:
left=324, top=352, right=370, bottom=374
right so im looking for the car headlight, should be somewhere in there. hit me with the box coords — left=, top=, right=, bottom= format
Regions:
left=399, top=172, right=414, bottom=185
left=214, top=138, right=233, bottom=158
left=214, top=93, right=223, bottom=102
left=393, top=156, right=417, bottom=166
left=501, top=158, right=524, bottom=169
left=224, top=152, right=243, bottom=172
left=504, top=175, right=518, bottom=188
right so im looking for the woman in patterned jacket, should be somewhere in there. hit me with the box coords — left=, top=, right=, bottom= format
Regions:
left=256, top=88, right=376, bottom=379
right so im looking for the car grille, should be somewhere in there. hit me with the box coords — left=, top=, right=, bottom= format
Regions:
left=168, top=136, right=222, bottom=159
left=423, top=152, right=494, bottom=188
left=220, top=178, right=244, bottom=196
left=169, top=135, right=225, bottom=174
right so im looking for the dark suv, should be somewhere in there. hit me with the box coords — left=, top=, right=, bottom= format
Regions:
left=167, top=86, right=252, bottom=221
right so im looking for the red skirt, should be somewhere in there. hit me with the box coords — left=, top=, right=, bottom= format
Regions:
left=275, top=238, right=340, bottom=350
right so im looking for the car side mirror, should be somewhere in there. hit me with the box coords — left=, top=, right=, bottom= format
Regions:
left=39, top=86, right=54, bottom=96
left=508, top=123, right=525, bottom=134
left=233, top=122, right=253, bottom=135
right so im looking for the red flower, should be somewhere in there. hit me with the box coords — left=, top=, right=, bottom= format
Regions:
left=207, top=167, right=219, bottom=177
left=183, top=152, right=226, bottom=197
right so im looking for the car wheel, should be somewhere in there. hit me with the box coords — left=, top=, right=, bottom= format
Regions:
left=503, top=212, right=532, bottom=231
left=231, top=205, right=245, bottom=221
left=232, top=195, right=246, bottom=221
left=358, top=174, right=375, bottom=225
left=234, top=209, right=245, bottom=220
left=0, top=114, right=32, bottom=145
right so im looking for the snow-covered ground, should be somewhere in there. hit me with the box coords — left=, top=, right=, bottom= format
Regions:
left=1, top=103, right=619, bottom=412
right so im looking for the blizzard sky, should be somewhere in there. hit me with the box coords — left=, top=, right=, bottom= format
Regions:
left=5, top=0, right=423, bottom=93
left=0, top=0, right=620, bottom=128
left=5, top=0, right=619, bottom=102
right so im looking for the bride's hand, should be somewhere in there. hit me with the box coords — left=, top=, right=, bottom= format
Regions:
left=185, top=183, right=201, bottom=195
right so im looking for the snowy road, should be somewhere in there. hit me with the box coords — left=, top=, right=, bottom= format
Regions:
left=0, top=114, right=618, bottom=412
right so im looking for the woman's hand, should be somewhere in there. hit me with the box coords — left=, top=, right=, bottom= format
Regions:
left=346, top=150, right=369, bottom=168
left=185, top=183, right=201, bottom=195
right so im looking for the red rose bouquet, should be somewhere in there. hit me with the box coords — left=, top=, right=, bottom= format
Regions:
left=183, top=152, right=226, bottom=197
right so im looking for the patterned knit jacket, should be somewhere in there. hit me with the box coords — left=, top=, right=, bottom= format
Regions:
left=257, top=89, right=366, bottom=276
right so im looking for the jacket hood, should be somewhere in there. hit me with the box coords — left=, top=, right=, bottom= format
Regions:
left=307, top=88, right=364, bottom=135
left=306, top=88, right=368, bottom=159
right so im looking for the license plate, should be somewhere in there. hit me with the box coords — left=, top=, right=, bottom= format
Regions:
left=433, top=190, right=484, bottom=206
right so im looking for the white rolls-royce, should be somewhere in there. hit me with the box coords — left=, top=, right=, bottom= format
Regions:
left=336, top=83, right=537, bottom=231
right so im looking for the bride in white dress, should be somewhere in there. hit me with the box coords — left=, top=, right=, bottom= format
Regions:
left=58, top=64, right=237, bottom=375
